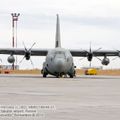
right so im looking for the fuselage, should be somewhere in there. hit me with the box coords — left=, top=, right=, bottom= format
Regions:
left=41, top=15, right=75, bottom=77
left=42, top=48, right=75, bottom=77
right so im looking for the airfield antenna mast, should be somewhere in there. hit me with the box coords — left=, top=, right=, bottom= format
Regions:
left=11, top=13, right=20, bottom=70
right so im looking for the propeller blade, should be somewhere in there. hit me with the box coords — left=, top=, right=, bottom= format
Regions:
left=30, top=59, right=34, bottom=68
left=89, top=61, right=91, bottom=68
left=22, top=42, right=27, bottom=51
left=81, top=49, right=89, bottom=53
left=95, top=47, right=102, bottom=52
left=95, top=57, right=102, bottom=61
left=112, top=57, right=118, bottom=61
left=79, top=57, right=85, bottom=61
left=19, top=56, right=25, bottom=64
left=29, top=42, right=36, bottom=51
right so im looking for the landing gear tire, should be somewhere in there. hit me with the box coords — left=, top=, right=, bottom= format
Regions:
left=43, top=74, right=46, bottom=77
left=69, top=75, right=73, bottom=78
left=43, top=73, right=47, bottom=77
left=56, top=73, right=64, bottom=78
left=56, top=75, right=59, bottom=78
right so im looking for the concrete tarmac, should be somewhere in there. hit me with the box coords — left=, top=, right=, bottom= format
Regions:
left=0, top=75, right=120, bottom=120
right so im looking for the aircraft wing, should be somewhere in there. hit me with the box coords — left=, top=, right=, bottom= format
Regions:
left=0, top=48, right=119, bottom=57
left=92, top=50, right=118, bottom=57
left=70, top=50, right=119, bottom=57
left=0, top=48, right=48, bottom=56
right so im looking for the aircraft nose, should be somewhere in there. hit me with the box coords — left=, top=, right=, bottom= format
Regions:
left=54, top=59, right=65, bottom=72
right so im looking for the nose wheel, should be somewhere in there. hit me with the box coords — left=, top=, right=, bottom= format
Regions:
left=56, top=73, right=74, bottom=78
left=56, top=73, right=63, bottom=78
left=56, top=72, right=68, bottom=78
left=69, top=75, right=73, bottom=78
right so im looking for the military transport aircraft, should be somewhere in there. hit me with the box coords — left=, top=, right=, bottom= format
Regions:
left=0, top=14, right=119, bottom=78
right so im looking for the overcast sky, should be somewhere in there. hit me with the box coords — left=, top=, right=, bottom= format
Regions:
left=0, top=0, right=120, bottom=69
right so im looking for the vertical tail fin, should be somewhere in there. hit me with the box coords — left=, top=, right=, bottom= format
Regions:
left=55, top=14, right=61, bottom=48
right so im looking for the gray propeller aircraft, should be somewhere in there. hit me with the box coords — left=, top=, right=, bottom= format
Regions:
left=0, top=14, right=120, bottom=78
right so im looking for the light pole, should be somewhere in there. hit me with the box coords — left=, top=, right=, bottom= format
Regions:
left=11, top=13, right=20, bottom=70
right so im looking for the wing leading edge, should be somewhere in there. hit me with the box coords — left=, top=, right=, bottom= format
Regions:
left=70, top=49, right=119, bottom=57
left=0, top=48, right=119, bottom=57
left=0, top=48, right=48, bottom=56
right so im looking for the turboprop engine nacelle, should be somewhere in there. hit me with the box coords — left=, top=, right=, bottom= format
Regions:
left=101, top=57, right=110, bottom=65
left=7, top=55, right=15, bottom=63
left=25, top=51, right=31, bottom=60
left=87, top=53, right=93, bottom=61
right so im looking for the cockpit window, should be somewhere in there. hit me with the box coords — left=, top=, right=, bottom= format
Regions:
left=54, top=51, right=66, bottom=58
